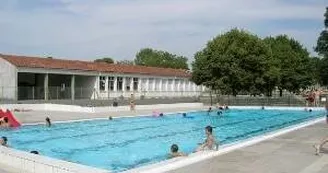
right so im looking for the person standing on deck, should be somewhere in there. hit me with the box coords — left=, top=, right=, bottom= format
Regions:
left=129, top=94, right=136, bottom=111
left=313, top=104, right=328, bottom=155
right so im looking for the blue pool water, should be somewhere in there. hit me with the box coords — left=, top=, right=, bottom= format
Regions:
left=0, top=109, right=325, bottom=172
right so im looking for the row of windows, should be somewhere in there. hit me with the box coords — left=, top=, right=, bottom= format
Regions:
left=99, top=76, right=197, bottom=91
left=100, top=76, right=139, bottom=91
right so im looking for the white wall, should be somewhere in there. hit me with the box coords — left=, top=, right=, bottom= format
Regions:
left=0, top=103, right=204, bottom=113
left=0, top=58, right=17, bottom=100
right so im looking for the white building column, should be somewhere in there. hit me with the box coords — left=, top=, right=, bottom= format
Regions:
left=159, top=79, right=163, bottom=91
left=71, top=75, right=75, bottom=100
left=122, top=77, right=126, bottom=92
left=138, top=77, right=142, bottom=92
left=113, top=76, right=117, bottom=92
left=105, top=76, right=109, bottom=92
left=130, top=77, right=134, bottom=92
left=44, top=74, right=49, bottom=101
left=152, top=79, right=156, bottom=91
left=146, top=78, right=149, bottom=92
left=165, top=79, right=169, bottom=91
left=171, top=79, right=175, bottom=97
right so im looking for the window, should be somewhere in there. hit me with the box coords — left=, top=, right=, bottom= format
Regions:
left=155, top=79, right=161, bottom=91
left=180, top=80, right=184, bottom=91
left=162, top=79, right=167, bottom=91
left=108, top=77, right=115, bottom=91
left=148, top=78, right=154, bottom=91
left=125, top=77, right=131, bottom=91
left=99, top=76, right=106, bottom=91
left=168, top=79, right=173, bottom=91
left=117, top=77, right=123, bottom=91
left=141, top=78, right=147, bottom=91
left=175, top=79, right=179, bottom=91
left=133, top=78, right=138, bottom=91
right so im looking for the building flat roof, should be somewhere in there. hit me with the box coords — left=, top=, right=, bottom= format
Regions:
left=0, top=54, right=191, bottom=78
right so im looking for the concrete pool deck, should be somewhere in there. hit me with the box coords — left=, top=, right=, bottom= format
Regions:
left=11, top=106, right=206, bottom=124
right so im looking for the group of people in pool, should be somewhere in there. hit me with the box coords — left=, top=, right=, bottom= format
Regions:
left=0, top=116, right=52, bottom=154
left=169, top=125, right=218, bottom=158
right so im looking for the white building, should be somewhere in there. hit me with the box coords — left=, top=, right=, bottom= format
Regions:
left=0, top=54, right=204, bottom=101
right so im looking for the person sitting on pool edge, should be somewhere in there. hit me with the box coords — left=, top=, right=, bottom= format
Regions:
left=0, top=136, right=8, bottom=147
left=313, top=104, right=328, bottom=155
left=169, top=144, right=186, bottom=158
left=45, top=117, right=51, bottom=127
left=195, top=126, right=217, bottom=152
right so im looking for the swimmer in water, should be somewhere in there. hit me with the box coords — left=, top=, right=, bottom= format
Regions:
left=45, top=117, right=51, bottom=127
left=195, top=126, right=217, bottom=152
left=207, top=107, right=212, bottom=113
left=169, top=144, right=186, bottom=158
left=0, top=136, right=8, bottom=147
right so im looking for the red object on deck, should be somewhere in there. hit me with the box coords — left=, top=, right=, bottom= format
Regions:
left=0, top=109, right=21, bottom=127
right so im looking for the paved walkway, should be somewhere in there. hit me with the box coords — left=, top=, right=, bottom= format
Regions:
left=12, top=106, right=205, bottom=124
left=169, top=121, right=328, bottom=173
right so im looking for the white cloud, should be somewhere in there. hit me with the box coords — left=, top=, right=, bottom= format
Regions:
left=0, top=0, right=325, bottom=61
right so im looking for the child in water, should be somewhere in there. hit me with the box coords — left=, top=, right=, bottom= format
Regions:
left=169, top=144, right=186, bottom=158
left=45, top=117, right=51, bottom=127
left=0, top=136, right=8, bottom=147
left=195, top=126, right=217, bottom=152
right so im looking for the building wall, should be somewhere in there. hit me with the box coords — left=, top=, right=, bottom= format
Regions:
left=75, top=76, right=97, bottom=99
left=0, top=58, right=17, bottom=100
left=16, top=67, right=203, bottom=100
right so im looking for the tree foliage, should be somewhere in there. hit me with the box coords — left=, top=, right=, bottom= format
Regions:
left=315, top=7, right=328, bottom=58
left=116, top=60, right=134, bottom=65
left=192, top=29, right=271, bottom=96
left=315, top=7, right=328, bottom=86
left=264, top=35, right=312, bottom=95
left=134, top=48, right=189, bottom=69
left=94, top=57, right=114, bottom=64
left=192, top=29, right=314, bottom=96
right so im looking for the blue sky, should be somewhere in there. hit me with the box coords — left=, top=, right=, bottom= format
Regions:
left=0, top=0, right=326, bottom=62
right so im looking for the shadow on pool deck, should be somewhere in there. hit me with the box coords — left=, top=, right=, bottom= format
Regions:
left=168, top=121, right=328, bottom=173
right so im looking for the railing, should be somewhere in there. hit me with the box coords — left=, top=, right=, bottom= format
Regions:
left=200, top=94, right=325, bottom=107
left=0, top=86, right=203, bottom=102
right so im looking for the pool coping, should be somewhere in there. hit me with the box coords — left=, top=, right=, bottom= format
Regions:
left=0, top=106, right=325, bottom=173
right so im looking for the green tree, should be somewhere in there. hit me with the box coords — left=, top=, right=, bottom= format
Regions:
left=315, top=7, right=328, bottom=86
left=318, top=57, right=328, bottom=85
left=264, top=35, right=312, bottom=96
left=315, top=7, right=328, bottom=58
left=134, top=48, right=189, bottom=69
left=94, top=57, right=114, bottom=64
left=116, top=60, right=134, bottom=65
left=192, top=29, right=271, bottom=96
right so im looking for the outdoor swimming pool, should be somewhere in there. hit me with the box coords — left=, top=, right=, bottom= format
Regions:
left=0, top=109, right=325, bottom=172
